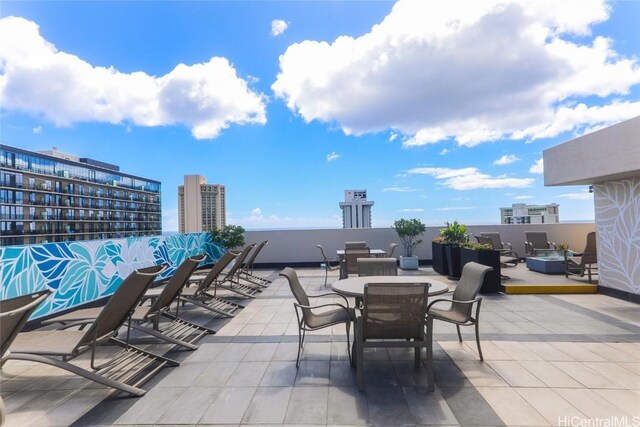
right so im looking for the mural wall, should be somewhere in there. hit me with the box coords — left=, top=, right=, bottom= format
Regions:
left=0, top=233, right=222, bottom=319
left=594, top=178, right=640, bottom=295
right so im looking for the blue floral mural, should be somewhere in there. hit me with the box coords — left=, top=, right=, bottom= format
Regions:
left=0, top=233, right=223, bottom=319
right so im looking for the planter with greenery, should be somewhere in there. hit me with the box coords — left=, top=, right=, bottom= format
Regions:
left=439, top=221, right=468, bottom=280
left=460, top=242, right=502, bottom=293
left=393, top=218, right=426, bottom=270
left=431, top=236, right=449, bottom=276
left=210, top=224, right=246, bottom=251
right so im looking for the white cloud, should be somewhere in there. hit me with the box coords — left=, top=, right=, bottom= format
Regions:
left=529, top=158, right=544, bottom=174
left=436, top=206, right=477, bottom=211
left=382, top=187, right=417, bottom=192
left=326, top=151, right=341, bottom=162
left=388, top=133, right=398, bottom=142
left=493, top=154, right=521, bottom=165
left=272, top=0, right=640, bottom=147
left=32, top=126, right=42, bottom=134
left=229, top=209, right=342, bottom=229
left=556, top=191, right=593, bottom=200
left=439, top=148, right=450, bottom=155
left=0, top=17, right=267, bottom=140
left=271, top=19, right=289, bottom=37
left=515, top=195, right=534, bottom=200
left=408, top=166, right=534, bottom=190
left=399, top=208, right=424, bottom=212
left=450, top=196, right=470, bottom=201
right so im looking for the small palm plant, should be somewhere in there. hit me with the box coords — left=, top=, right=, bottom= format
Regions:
left=438, top=221, right=469, bottom=246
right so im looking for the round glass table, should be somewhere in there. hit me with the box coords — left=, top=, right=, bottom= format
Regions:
left=331, top=275, right=449, bottom=298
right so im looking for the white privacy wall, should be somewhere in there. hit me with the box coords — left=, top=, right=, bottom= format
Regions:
left=594, top=178, right=640, bottom=294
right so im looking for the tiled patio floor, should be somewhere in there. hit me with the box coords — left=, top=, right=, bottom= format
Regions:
left=1, top=266, right=639, bottom=426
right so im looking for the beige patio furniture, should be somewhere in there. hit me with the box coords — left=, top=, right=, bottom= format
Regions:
left=175, top=251, right=245, bottom=315
left=342, top=247, right=371, bottom=279
left=480, top=232, right=519, bottom=264
left=427, top=262, right=492, bottom=361
left=317, top=244, right=341, bottom=287
left=4, top=265, right=177, bottom=396
left=476, top=235, right=518, bottom=268
left=345, top=241, right=367, bottom=249
left=1, top=290, right=51, bottom=425
left=565, top=232, right=598, bottom=283
left=280, top=267, right=355, bottom=368
left=355, top=283, right=433, bottom=391
left=525, top=231, right=556, bottom=256
left=357, top=257, right=398, bottom=277
left=44, top=255, right=216, bottom=350
left=386, top=243, right=399, bottom=258
left=239, top=241, right=271, bottom=286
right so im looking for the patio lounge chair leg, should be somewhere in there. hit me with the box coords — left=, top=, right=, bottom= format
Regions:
left=475, top=322, right=483, bottom=361
left=9, top=352, right=148, bottom=396
left=345, top=322, right=352, bottom=366
left=456, top=325, right=462, bottom=342
left=356, top=322, right=364, bottom=390
left=296, top=327, right=305, bottom=368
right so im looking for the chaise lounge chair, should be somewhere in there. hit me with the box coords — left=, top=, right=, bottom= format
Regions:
left=214, top=245, right=264, bottom=298
left=525, top=231, right=556, bottom=256
left=238, top=241, right=271, bottom=287
left=1, top=290, right=52, bottom=425
left=44, top=255, right=216, bottom=350
left=4, top=265, right=177, bottom=396
left=173, top=251, right=245, bottom=316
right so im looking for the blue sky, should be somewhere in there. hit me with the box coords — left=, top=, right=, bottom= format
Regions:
left=1, top=1, right=639, bottom=231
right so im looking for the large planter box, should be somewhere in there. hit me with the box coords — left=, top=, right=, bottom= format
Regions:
left=432, top=242, right=449, bottom=276
left=460, top=248, right=502, bottom=293
left=399, top=256, right=419, bottom=270
left=445, top=245, right=462, bottom=280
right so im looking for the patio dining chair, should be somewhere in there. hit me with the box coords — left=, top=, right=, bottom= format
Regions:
left=3, top=264, right=177, bottom=396
left=280, top=267, right=355, bottom=368
left=44, top=255, right=216, bottom=350
left=355, top=283, right=433, bottom=391
left=386, top=243, right=399, bottom=258
left=317, top=244, right=340, bottom=287
left=1, top=290, right=51, bottom=425
left=525, top=231, right=556, bottom=256
left=357, top=257, right=398, bottom=277
left=342, top=247, right=371, bottom=278
left=565, top=231, right=598, bottom=283
left=427, top=262, right=492, bottom=361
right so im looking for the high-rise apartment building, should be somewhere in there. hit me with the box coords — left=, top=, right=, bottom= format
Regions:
left=178, top=175, right=226, bottom=233
left=339, top=189, right=374, bottom=228
left=0, top=145, right=162, bottom=246
left=500, top=203, right=560, bottom=224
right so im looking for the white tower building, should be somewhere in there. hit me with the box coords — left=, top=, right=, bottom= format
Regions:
left=339, top=190, right=374, bottom=228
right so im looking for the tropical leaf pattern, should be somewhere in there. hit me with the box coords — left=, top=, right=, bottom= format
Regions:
left=594, top=178, right=640, bottom=294
left=0, top=232, right=222, bottom=319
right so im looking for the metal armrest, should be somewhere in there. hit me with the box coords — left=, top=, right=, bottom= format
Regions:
left=308, top=292, right=351, bottom=308
left=550, top=242, right=557, bottom=250
left=503, top=242, right=513, bottom=250
left=427, top=296, right=481, bottom=310
left=294, top=302, right=353, bottom=320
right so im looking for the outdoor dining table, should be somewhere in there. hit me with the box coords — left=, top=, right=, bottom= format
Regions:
left=331, top=275, right=449, bottom=299
left=336, top=249, right=386, bottom=257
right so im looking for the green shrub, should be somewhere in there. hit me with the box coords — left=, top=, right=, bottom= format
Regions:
left=438, top=221, right=469, bottom=245
left=210, top=224, right=246, bottom=250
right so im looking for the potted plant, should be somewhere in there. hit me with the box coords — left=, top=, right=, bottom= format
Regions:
left=439, top=221, right=468, bottom=279
left=460, top=242, right=502, bottom=293
left=431, top=235, right=449, bottom=276
left=210, top=224, right=246, bottom=251
left=393, top=218, right=426, bottom=270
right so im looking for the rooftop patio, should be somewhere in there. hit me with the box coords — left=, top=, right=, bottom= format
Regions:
left=2, top=264, right=638, bottom=427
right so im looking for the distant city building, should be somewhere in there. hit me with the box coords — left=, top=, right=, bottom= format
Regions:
left=0, top=144, right=162, bottom=246
left=500, top=203, right=559, bottom=224
left=339, top=189, right=374, bottom=228
left=178, top=175, right=226, bottom=233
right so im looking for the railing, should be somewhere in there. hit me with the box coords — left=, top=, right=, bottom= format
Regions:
left=0, top=232, right=222, bottom=319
